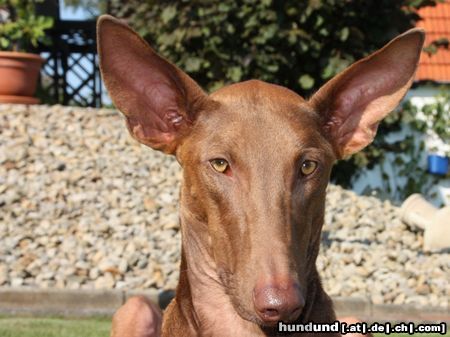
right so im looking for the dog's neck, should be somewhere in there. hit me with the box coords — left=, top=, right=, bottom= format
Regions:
left=176, top=212, right=262, bottom=337
left=165, top=210, right=337, bottom=337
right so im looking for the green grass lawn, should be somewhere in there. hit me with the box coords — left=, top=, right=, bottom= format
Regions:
left=0, top=317, right=447, bottom=337
left=0, top=317, right=111, bottom=337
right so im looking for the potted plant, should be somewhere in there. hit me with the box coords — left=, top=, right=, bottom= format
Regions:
left=0, top=0, right=53, bottom=104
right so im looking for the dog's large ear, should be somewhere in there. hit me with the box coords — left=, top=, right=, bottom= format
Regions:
left=97, top=15, right=207, bottom=154
left=310, top=29, right=424, bottom=159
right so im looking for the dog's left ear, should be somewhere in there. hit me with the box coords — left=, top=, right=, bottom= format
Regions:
left=310, top=29, right=425, bottom=159
left=97, top=15, right=207, bottom=154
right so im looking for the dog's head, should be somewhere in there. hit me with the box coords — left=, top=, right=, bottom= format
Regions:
left=98, top=15, right=423, bottom=327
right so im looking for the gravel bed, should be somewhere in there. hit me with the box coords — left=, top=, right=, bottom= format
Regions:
left=0, top=104, right=448, bottom=309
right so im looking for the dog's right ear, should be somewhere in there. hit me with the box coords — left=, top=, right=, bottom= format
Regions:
left=97, top=15, right=207, bottom=154
left=310, top=28, right=424, bottom=159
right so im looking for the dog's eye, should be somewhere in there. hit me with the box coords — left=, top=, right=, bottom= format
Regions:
left=301, top=160, right=317, bottom=176
left=210, top=158, right=229, bottom=173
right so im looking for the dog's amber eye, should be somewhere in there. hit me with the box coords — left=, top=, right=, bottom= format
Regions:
left=210, top=158, right=229, bottom=173
left=301, top=160, right=317, bottom=176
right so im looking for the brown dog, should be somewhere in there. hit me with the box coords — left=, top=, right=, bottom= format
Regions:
left=97, top=15, right=424, bottom=337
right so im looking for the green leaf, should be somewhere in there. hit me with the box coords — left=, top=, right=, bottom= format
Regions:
left=298, top=74, right=314, bottom=89
left=184, top=57, right=202, bottom=72
left=161, top=6, right=177, bottom=24
left=266, top=64, right=279, bottom=73
left=340, top=27, right=349, bottom=41
left=0, top=37, right=9, bottom=49
left=227, top=66, right=242, bottom=82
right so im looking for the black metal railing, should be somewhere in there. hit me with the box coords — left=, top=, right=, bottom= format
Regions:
left=37, top=19, right=102, bottom=107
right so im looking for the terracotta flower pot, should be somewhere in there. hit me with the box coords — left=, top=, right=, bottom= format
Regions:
left=0, top=51, right=44, bottom=104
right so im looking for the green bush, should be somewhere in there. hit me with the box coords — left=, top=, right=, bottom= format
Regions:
left=108, top=0, right=438, bottom=95
left=0, top=0, right=53, bottom=52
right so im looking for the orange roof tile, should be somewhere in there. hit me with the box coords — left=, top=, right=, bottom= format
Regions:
left=415, top=1, right=450, bottom=82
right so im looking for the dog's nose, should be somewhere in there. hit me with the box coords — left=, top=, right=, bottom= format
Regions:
left=253, top=281, right=304, bottom=324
